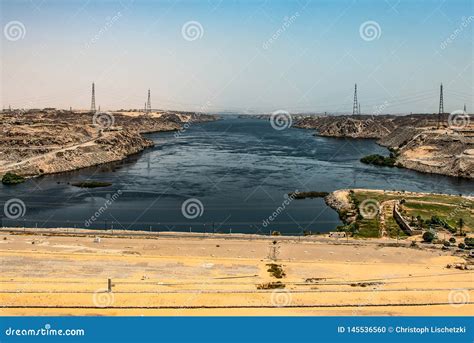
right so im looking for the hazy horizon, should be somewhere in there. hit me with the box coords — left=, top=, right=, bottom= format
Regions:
left=1, top=0, right=472, bottom=114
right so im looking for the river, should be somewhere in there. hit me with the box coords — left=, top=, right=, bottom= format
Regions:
left=1, top=116, right=472, bottom=234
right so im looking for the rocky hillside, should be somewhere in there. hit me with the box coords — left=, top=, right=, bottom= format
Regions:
left=379, top=127, right=474, bottom=178
left=0, top=110, right=218, bottom=178
left=294, top=115, right=396, bottom=139
left=293, top=113, right=473, bottom=179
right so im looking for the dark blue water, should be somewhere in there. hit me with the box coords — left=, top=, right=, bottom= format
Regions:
left=1, top=116, right=472, bottom=234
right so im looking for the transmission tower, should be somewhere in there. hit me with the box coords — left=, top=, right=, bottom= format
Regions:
left=438, top=83, right=444, bottom=128
left=146, top=89, right=151, bottom=114
left=358, top=102, right=361, bottom=115
left=464, top=104, right=467, bottom=113
left=352, top=83, right=358, bottom=115
left=90, top=82, right=96, bottom=113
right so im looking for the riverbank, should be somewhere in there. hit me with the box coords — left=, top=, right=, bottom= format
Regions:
left=0, top=227, right=472, bottom=316
left=0, top=110, right=218, bottom=178
left=292, top=114, right=474, bottom=179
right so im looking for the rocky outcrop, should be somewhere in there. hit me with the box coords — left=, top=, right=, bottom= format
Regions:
left=294, top=115, right=396, bottom=139
left=113, top=112, right=217, bottom=134
left=294, top=113, right=473, bottom=179
left=0, top=110, right=218, bottom=178
left=381, top=128, right=474, bottom=178
left=3, top=129, right=154, bottom=177
left=324, top=190, right=357, bottom=223
left=114, top=114, right=181, bottom=133
left=377, top=127, right=421, bottom=148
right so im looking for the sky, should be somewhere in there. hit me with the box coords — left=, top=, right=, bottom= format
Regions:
left=0, top=0, right=472, bottom=114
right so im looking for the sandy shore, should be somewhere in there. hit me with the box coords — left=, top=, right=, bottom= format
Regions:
left=0, top=228, right=472, bottom=316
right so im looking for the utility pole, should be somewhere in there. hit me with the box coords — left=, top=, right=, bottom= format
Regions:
left=352, top=83, right=358, bottom=115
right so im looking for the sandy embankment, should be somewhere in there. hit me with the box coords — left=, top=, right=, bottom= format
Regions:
left=0, top=228, right=472, bottom=316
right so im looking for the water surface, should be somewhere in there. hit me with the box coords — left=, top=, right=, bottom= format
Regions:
left=1, top=116, right=471, bottom=234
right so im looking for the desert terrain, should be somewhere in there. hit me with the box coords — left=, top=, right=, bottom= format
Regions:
left=293, top=113, right=474, bottom=178
left=0, top=227, right=472, bottom=316
left=0, top=109, right=217, bottom=178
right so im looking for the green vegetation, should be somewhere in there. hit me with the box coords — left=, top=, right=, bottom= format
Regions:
left=1, top=172, right=25, bottom=185
left=72, top=181, right=112, bottom=188
left=427, top=216, right=456, bottom=233
left=422, top=231, right=435, bottom=243
left=386, top=214, right=408, bottom=238
left=256, top=281, right=285, bottom=290
left=289, top=191, right=329, bottom=199
left=465, top=237, right=474, bottom=248
left=266, top=263, right=286, bottom=279
left=342, top=189, right=473, bottom=239
left=352, top=219, right=380, bottom=238
left=360, top=154, right=396, bottom=167
left=346, top=190, right=381, bottom=238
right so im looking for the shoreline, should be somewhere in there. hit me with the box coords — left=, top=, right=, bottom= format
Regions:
left=0, top=111, right=219, bottom=179
left=2, top=188, right=472, bottom=239
left=0, top=226, right=401, bottom=245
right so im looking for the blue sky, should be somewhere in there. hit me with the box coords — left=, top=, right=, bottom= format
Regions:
left=1, top=0, right=472, bottom=113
